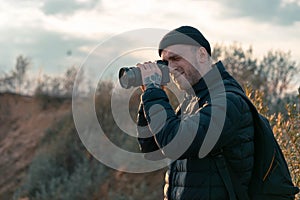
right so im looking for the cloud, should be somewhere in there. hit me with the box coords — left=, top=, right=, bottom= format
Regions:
left=217, top=0, right=300, bottom=25
left=0, top=26, right=165, bottom=79
left=41, top=0, right=101, bottom=16
left=0, top=27, right=96, bottom=75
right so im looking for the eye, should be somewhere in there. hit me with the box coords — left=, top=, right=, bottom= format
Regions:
left=172, top=56, right=181, bottom=61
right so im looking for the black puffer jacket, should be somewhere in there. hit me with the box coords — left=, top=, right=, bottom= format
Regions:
left=137, top=61, right=255, bottom=200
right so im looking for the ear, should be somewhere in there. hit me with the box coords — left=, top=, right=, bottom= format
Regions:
left=197, top=47, right=208, bottom=63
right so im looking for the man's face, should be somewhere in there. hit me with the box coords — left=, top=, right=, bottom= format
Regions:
left=161, top=44, right=201, bottom=91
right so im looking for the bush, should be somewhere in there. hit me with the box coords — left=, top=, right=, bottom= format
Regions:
left=14, top=114, right=108, bottom=200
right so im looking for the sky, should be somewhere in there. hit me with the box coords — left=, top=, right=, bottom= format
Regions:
left=0, top=0, right=300, bottom=77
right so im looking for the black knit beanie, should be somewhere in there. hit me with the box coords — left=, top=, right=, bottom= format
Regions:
left=158, top=26, right=211, bottom=57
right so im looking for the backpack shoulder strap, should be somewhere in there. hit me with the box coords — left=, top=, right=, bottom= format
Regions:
left=210, top=86, right=253, bottom=200
left=225, top=86, right=257, bottom=114
left=213, top=153, right=249, bottom=200
left=212, top=86, right=260, bottom=200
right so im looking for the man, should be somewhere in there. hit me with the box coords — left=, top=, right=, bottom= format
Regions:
left=136, top=26, right=255, bottom=200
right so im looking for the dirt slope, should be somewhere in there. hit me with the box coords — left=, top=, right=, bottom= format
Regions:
left=0, top=93, right=165, bottom=199
left=0, top=93, right=71, bottom=199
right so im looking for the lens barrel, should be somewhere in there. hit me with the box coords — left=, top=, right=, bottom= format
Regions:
left=119, top=60, right=169, bottom=89
left=118, top=67, right=143, bottom=89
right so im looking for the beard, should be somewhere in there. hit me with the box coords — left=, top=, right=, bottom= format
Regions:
left=172, top=74, right=193, bottom=91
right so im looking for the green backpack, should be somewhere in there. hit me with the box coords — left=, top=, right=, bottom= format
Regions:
left=214, top=87, right=299, bottom=200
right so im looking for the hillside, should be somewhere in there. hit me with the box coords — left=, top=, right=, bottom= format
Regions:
left=0, top=93, right=71, bottom=199
left=0, top=93, right=165, bottom=200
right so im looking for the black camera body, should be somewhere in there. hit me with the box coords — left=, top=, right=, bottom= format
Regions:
left=119, top=60, right=169, bottom=89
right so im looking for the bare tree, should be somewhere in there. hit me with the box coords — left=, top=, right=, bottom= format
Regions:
left=0, top=55, right=30, bottom=94
left=258, top=50, right=298, bottom=101
left=212, top=43, right=258, bottom=88
left=212, top=44, right=298, bottom=113
left=64, top=66, right=77, bottom=96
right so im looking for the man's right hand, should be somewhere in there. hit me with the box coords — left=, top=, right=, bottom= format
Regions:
left=136, top=61, right=162, bottom=91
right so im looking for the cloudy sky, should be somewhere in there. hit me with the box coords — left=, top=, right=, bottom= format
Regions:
left=1, top=0, right=300, bottom=76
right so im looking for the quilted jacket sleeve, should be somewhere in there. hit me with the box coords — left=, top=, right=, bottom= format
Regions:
left=137, top=102, right=159, bottom=152
left=141, top=87, right=252, bottom=160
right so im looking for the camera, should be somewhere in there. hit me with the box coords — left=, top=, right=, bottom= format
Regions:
left=119, top=60, right=169, bottom=89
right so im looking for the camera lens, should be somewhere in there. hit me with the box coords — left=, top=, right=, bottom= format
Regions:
left=118, top=60, right=169, bottom=89
left=119, top=67, right=141, bottom=89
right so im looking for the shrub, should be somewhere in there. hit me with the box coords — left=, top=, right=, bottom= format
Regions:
left=14, top=114, right=108, bottom=200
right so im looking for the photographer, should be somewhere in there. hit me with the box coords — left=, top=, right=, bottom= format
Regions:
left=136, top=26, right=255, bottom=200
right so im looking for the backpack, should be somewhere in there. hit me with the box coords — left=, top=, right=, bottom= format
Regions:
left=214, top=87, right=299, bottom=200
